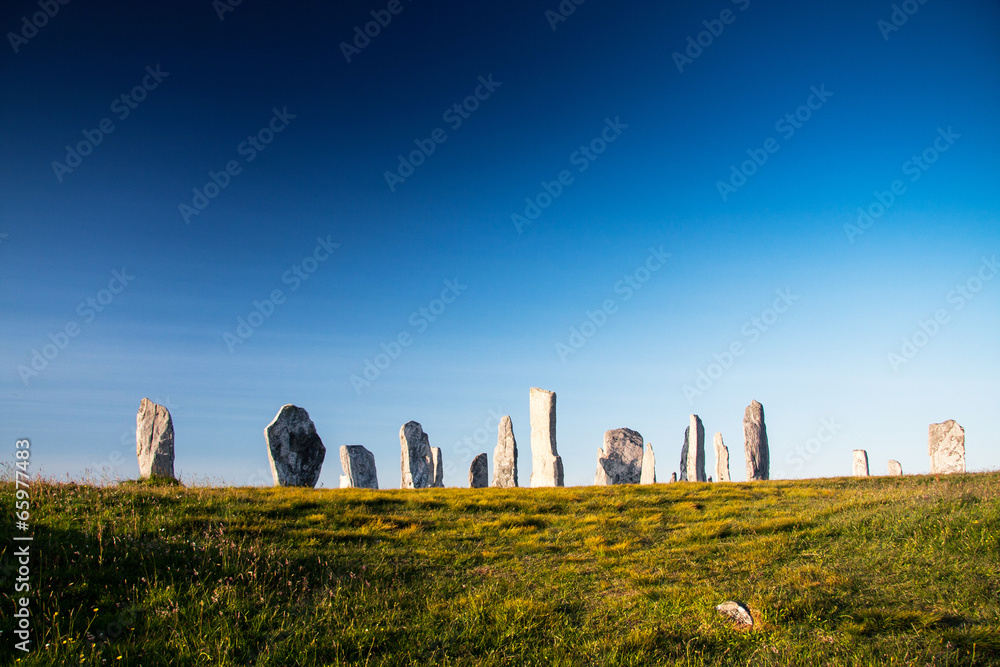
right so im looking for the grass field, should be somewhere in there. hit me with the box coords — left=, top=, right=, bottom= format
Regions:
left=1, top=471, right=998, bottom=666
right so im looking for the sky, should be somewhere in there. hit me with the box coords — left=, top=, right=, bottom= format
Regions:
left=2, top=0, right=998, bottom=488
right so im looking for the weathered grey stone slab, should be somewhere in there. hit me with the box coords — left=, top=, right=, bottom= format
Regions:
left=679, top=429, right=689, bottom=482
left=640, top=443, right=656, bottom=484
left=887, top=459, right=903, bottom=476
left=670, top=472, right=677, bottom=483
left=743, top=400, right=770, bottom=481
left=469, top=453, right=488, bottom=488
left=595, top=428, right=644, bottom=485
left=716, top=601, right=753, bottom=627
left=929, top=420, right=965, bottom=474
left=492, top=415, right=518, bottom=488
left=136, top=397, right=175, bottom=480
left=852, top=449, right=869, bottom=477
left=714, top=432, right=731, bottom=482
left=685, top=415, right=706, bottom=482
left=529, top=387, right=563, bottom=487
left=431, top=447, right=444, bottom=487
left=265, top=405, right=326, bottom=487
left=400, top=421, right=433, bottom=489
left=339, top=445, right=378, bottom=489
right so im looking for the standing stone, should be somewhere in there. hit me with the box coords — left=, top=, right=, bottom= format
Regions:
left=529, top=387, right=564, bottom=487
left=640, top=443, right=656, bottom=484
left=852, top=449, right=869, bottom=477
left=679, top=430, right=689, bottom=482
left=431, top=447, right=444, bottom=487
left=469, top=453, right=488, bottom=488
left=265, top=405, right=326, bottom=487
left=714, top=432, right=731, bottom=482
left=670, top=472, right=677, bottom=483
left=339, top=445, right=378, bottom=489
left=888, top=460, right=903, bottom=476
left=136, top=398, right=175, bottom=479
left=929, top=420, right=966, bottom=474
left=595, top=428, right=644, bottom=485
left=400, top=421, right=433, bottom=489
left=684, top=415, right=706, bottom=482
left=743, top=400, right=770, bottom=481
left=492, top=415, right=518, bottom=488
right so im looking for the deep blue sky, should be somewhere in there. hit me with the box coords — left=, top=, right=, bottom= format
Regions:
left=2, top=0, right=998, bottom=487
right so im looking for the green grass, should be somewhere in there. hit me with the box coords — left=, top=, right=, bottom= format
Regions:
left=2, top=472, right=999, bottom=666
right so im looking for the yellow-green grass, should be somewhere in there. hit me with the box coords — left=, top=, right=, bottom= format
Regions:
left=1, top=472, right=998, bottom=666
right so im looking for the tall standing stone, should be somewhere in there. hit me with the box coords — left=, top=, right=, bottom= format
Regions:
left=743, top=400, right=770, bottom=481
left=679, top=429, right=689, bottom=482
left=640, top=443, right=656, bottom=484
left=852, top=449, right=869, bottom=477
left=265, top=405, right=326, bottom=487
left=684, top=415, right=706, bottom=482
left=929, top=420, right=966, bottom=474
left=714, top=432, right=731, bottom=482
left=492, top=415, right=518, bottom=488
left=339, top=445, right=378, bottom=489
left=529, top=387, right=564, bottom=487
left=431, top=447, right=444, bottom=487
left=136, top=398, right=175, bottom=480
left=887, top=460, right=903, bottom=476
left=595, top=428, right=644, bottom=485
left=469, top=453, right=488, bottom=488
left=400, top=421, right=433, bottom=489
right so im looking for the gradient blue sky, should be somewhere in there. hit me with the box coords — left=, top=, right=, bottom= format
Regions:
left=2, top=0, right=998, bottom=487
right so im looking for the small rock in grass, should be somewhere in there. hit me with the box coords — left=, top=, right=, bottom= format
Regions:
left=716, top=600, right=753, bottom=628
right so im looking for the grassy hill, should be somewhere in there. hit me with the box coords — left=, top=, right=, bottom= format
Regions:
left=2, top=472, right=998, bottom=666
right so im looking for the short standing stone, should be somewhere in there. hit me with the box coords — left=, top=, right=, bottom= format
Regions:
left=852, top=449, right=869, bottom=477
left=743, top=400, right=770, bottom=481
left=265, top=405, right=326, bottom=487
left=529, top=387, right=564, bottom=487
left=595, top=428, right=644, bottom=485
left=431, top=447, right=444, bottom=487
left=929, top=420, right=966, bottom=474
left=492, top=415, right=518, bottom=488
left=887, top=460, right=903, bottom=476
left=136, top=398, right=175, bottom=479
left=339, top=445, right=378, bottom=489
left=685, top=415, right=706, bottom=482
left=714, top=432, right=731, bottom=482
left=716, top=601, right=753, bottom=628
left=400, top=421, right=433, bottom=489
left=640, top=442, right=656, bottom=484
left=469, top=453, right=488, bottom=488
left=670, top=472, right=677, bottom=483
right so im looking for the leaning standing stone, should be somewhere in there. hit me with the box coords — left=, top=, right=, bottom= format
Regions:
left=431, top=447, right=444, bottom=487
left=852, top=449, right=869, bottom=477
left=887, top=460, right=903, bottom=476
left=339, top=445, right=378, bottom=489
left=743, top=400, right=770, bottom=481
left=265, top=405, right=326, bottom=487
left=492, top=415, right=518, bottom=488
left=714, top=432, right=731, bottom=482
left=136, top=398, right=175, bottom=480
left=595, top=428, right=644, bottom=485
left=529, top=387, right=564, bottom=487
left=686, top=415, right=706, bottom=482
left=640, top=442, right=656, bottom=484
left=928, top=420, right=966, bottom=474
left=400, top=421, right=433, bottom=489
left=469, top=453, right=488, bottom=488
